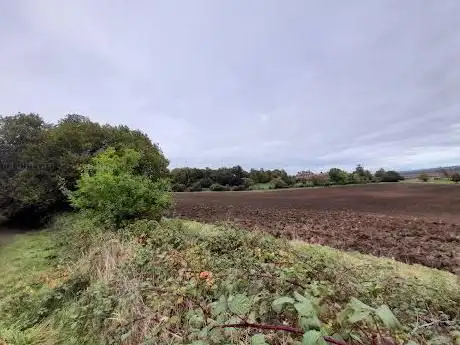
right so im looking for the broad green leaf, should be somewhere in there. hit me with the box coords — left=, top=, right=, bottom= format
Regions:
left=248, top=311, right=257, bottom=323
left=120, top=331, right=131, bottom=341
left=349, top=297, right=375, bottom=312
left=348, top=310, right=371, bottom=324
left=211, top=295, right=227, bottom=316
left=406, top=341, right=418, bottom=345
left=300, top=315, right=322, bottom=331
left=375, top=305, right=400, bottom=329
left=294, top=300, right=315, bottom=317
left=251, top=334, right=269, bottom=345
left=336, top=308, right=352, bottom=326
left=272, top=296, right=295, bottom=312
left=186, top=309, right=204, bottom=329
left=302, top=330, right=327, bottom=345
left=294, top=291, right=307, bottom=302
left=228, top=294, right=251, bottom=315
left=209, top=328, right=225, bottom=342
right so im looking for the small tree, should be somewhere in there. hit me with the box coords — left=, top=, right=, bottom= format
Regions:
left=451, top=172, right=460, bottom=183
left=328, top=168, right=349, bottom=185
left=381, top=170, right=404, bottom=182
left=69, top=147, right=171, bottom=227
left=374, top=168, right=386, bottom=182
left=418, top=172, right=429, bottom=182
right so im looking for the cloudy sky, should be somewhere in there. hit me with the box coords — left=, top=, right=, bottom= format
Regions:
left=1, top=1, right=459, bottom=172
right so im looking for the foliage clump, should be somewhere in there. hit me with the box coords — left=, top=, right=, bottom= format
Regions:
left=451, top=172, right=460, bottom=183
left=0, top=113, right=168, bottom=226
left=418, top=173, right=429, bottom=182
left=69, top=147, right=171, bottom=227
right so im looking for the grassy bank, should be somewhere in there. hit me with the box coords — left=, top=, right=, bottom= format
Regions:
left=0, top=215, right=459, bottom=345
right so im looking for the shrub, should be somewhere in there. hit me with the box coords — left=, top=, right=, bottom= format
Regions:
left=69, top=147, right=171, bottom=227
left=199, top=177, right=213, bottom=189
left=349, top=172, right=364, bottom=184
left=172, top=183, right=186, bottom=192
left=381, top=170, right=404, bottom=182
left=189, top=181, right=203, bottom=192
left=209, top=183, right=228, bottom=191
left=270, top=177, right=288, bottom=189
left=452, top=172, right=460, bottom=183
left=328, top=168, right=349, bottom=185
left=418, top=172, right=429, bottom=182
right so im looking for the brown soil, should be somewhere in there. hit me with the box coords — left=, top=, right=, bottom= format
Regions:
left=173, top=184, right=460, bottom=273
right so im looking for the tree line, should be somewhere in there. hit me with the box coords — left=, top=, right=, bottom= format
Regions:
left=171, top=165, right=405, bottom=192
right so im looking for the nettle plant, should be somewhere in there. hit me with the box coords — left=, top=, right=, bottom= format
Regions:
left=187, top=291, right=405, bottom=345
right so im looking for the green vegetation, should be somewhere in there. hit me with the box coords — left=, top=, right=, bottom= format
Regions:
left=1, top=216, right=459, bottom=345
left=1, top=113, right=458, bottom=344
left=0, top=113, right=168, bottom=227
left=402, top=178, right=457, bottom=185
left=417, top=173, right=429, bottom=182
left=171, top=164, right=405, bottom=193
left=69, top=147, right=171, bottom=227
left=452, top=172, right=460, bottom=184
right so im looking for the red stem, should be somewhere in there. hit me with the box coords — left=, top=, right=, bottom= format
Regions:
left=211, top=322, right=349, bottom=345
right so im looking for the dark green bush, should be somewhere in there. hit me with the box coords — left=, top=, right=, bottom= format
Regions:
left=381, top=170, right=404, bottom=182
left=199, top=177, right=213, bottom=188
left=172, top=183, right=187, bottom=192
left=328, top=168, right=349, bottom=185
left=210, top=183, right=229, bottom=191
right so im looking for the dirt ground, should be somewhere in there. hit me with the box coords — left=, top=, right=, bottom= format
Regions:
left=173, top=184, right=460, bottom=273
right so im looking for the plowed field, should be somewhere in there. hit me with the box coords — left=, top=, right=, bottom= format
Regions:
left=173, top=184, right=460, bottom=273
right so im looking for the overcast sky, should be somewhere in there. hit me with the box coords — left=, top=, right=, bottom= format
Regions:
left=1, top=1, right=459, bottom=172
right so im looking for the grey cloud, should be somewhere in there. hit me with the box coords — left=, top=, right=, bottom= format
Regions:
left=0, top=0, right=459, bottom=173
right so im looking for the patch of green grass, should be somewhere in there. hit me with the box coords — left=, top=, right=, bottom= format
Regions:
left=0, top=231, right=59, bottom=296
left=0, top=231, right=64, bottom=345
left=0, top=215, right=459, bottom=345
left=402, top=178, right=457, bottom=185
left=249, top=183, right=273, bottom=190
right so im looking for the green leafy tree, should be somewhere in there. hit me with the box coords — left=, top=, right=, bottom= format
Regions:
left=0, top=113, right=50, bottom=224
left=328, top=168, right=349, bottom=185
left=374, top=168, right=386, bottom=182
left=69, top=147, right=171, bottom=227
left=0, top=113, right=169, bottom=226
left=354, top=164, right=373, bottom=182
left=381, top=170, right=404, bottom=182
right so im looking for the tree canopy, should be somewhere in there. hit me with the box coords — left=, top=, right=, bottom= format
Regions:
left=0, top=113, right=168, bottom=226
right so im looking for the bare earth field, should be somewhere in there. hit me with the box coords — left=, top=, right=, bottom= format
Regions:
left=173, top=184, right=460, bottom=273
